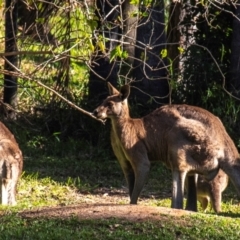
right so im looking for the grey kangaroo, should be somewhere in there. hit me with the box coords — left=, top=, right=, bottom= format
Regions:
left=93, top=83, right=240, bottom=211
left=0, top=122, right=23, bottom=205
left=196, top=170, right=228, bottom=213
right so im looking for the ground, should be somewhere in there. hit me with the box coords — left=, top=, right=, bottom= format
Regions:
left=20, top=204, right=192, bottom=222
left=19, top=187, right=192, bottom=221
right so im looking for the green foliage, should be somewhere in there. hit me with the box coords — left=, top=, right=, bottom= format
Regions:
left=160, top=48, right=168, bottom=58
left=110, top=45, right=129, bottom=62
left=11, top=2, right=98, bottom=120
left=130, top=0, right=139, bottom=5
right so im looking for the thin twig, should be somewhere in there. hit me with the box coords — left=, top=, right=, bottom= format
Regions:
left=0, top=51, right=53, bottom=57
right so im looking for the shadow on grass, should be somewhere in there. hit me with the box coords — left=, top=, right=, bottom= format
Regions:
left=216, top=212, right=240, bottom=218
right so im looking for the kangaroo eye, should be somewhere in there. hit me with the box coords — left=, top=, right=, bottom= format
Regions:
left=107, top=102, right=113, bottom=108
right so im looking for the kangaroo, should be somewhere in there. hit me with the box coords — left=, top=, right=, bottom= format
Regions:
left=0, top=122, right=23, bottom=205
left=196, top=170, right=228, bottom=213
left=93, top=83, right=240, bottom=211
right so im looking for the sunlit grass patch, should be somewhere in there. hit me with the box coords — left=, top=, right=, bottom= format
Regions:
left=0, top=174, right=80, bottom=213
left=16, top=173, right=81, bottom=209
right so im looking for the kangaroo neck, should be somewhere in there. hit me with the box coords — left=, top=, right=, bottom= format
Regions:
left=111, top=114, right=130, bottom=129
left=110, top=111, right=134, bottom=137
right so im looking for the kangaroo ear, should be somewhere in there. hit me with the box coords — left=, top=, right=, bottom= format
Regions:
left=107, top=82, right=119, bottom=95
left=119, top=85, right=130, bottom=101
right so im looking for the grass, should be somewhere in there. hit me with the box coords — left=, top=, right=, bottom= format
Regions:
left=0, top=129, right=240, bottom=239
left=1, top=211, right=240, bottom=239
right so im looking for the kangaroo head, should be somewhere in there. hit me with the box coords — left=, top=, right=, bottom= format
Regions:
left=93, top=82, right=130, bottom=120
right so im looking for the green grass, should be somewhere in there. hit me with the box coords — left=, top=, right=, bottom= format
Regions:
left=0, top=133, right=240, bottom=239
left=1, top=212, right=240, bottom=239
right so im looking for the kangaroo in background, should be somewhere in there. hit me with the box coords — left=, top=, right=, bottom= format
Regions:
left=0, top=122, right=23, bottom=205
left=93, top=83, right=240, bottom=211
left=196, top=170, right=228, bottom=213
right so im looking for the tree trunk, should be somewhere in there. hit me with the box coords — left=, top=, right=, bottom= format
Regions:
left=132, top=0, right=169, bottom=110
left=4, top=0, right=18, bottom=118
left=88, top=0, right=120, bottom=104
left=122, top=0, right=138, bottom=65
left=88, top=0, right=168, bottom=110
left=167, top=0, right=182, bottom=74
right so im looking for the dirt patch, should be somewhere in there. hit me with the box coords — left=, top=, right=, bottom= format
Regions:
left=19, top=188, right=193, bottom=222
left=20, top=204, right=193, bottom=221
left=16, top=187, right=194, bottom=222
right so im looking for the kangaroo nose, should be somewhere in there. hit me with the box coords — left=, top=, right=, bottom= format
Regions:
left=93, top=109, right=98, bottom=116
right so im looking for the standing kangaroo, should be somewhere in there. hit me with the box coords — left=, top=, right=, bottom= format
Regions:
left=0, top=122, right=23, bottom=205
left=93, top=83, right=240, bottom=211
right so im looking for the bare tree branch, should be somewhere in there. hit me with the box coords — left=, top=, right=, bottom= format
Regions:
left=0, top=68, right=106, bottom=124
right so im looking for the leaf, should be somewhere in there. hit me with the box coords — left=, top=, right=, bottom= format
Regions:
left=87, top=19, right=98, bottom=32
left=36, top=18, right=45, bottom=24
left=141, top=11, right=149, bottom=17
left=130, top=0, right=139, bottom=5
left=98, top=41, right=106, bottom=53
left=110, top=48, right=118, bottom=63
left=122, top=51, right=129, bottom=59
left=178, top=47, right=184, bottom=54
left=160, top=49, right=167, bottom=58
left=116, top=45, right=122, bottom=56
left=110, top=46, right=128, bottom=62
